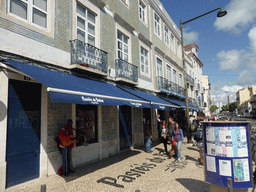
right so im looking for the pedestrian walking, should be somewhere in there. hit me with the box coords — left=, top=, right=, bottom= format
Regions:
left=172, top=123, right=184, bottom=161
left=168, top=117, right=177, bottom=157
left=194, top=126, right=204, bottom=165
left=160, top=120, right=168, bottom=154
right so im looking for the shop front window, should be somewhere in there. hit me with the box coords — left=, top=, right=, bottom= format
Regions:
left=76, top=105, right=98, bottom=146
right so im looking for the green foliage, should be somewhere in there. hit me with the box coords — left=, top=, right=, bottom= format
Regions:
left=210, top=105, right=218, bottom=112
left=221, top=102, right=237, bottom=112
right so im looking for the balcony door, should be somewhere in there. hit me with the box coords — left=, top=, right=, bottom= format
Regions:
left=156, top=58, right=163, bottom=77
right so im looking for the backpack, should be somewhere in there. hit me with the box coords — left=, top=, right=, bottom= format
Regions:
left=195, top=128, right=203, bottom=141
left=191, top=122, right=197, bottom=132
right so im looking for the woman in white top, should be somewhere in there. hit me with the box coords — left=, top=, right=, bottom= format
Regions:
left=161, top=120, right=168, bottom=154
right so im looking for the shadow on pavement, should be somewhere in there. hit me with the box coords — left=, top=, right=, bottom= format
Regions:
left=63, top=149, right=141, bottom=182
left=176, top=178, right=210, bottom=192
left=185, top=155, right=198, bottom=163
left=187, top=147, right=199, bottom=152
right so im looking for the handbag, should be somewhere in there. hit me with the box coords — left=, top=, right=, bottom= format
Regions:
left=172, top=129, right=179, bottom=146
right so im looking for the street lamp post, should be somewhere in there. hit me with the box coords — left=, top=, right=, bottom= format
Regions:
left=180, top=7, right=227, bottom=143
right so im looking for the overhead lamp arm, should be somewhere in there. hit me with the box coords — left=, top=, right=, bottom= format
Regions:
left=182, top=7, right=222, bottom=25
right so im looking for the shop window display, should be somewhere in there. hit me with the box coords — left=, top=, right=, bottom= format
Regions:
left=76, top=105, right=98, bottom=146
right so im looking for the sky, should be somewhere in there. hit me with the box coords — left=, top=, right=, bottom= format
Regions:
left=160, top=0, right=256, bottom=105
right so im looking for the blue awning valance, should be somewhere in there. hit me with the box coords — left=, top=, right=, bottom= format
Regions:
left=5, top=60, right=152, bottom=108
left=118, top=86, right=179, bottom=111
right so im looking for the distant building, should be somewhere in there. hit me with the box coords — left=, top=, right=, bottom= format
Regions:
left=236, top=86, right=256, bottom=116
left=202, top=75, right=210, bottom=116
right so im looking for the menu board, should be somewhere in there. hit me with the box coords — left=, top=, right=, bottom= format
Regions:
left=203, top=122, right=252, bottom=189
left=206, top=126, right=248, bottom=158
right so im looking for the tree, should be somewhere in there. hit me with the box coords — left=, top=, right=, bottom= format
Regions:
left=222, top=104, right=229, bottom=111
left=221, top=102, right=237, bottom=112
left=210, top=105, right=218, bottom=112
left=229, top=102, right=237, bottom=112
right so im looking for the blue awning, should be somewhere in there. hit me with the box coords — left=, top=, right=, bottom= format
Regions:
left=160, top=97, right=200, bottom=111
left=5, top=60, right=152, bottom=108
left=118, top=86, right=179, bottom=111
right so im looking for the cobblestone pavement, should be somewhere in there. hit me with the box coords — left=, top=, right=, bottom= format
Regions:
left=4, top=142, right=255, bottom=192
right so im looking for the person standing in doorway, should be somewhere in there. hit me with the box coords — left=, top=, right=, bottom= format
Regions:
left=157, top=114, right=162, bottom=140
left=59, top=119, right=76, bottom=176
left=172, top=123, right=184, bottom=161
left=168, top=117, right=177, bottom=157
left=144, top=119, right=152, bottom=153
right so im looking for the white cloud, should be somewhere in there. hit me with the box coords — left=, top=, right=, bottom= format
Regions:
left=211, top=84, right=243, bottom=105
left=214, top=0, right=256, bottom=33
left=217, top=49, right=244, bottom=72
left=183, top=29, right=199, bottom=45
left=248, top=26, right=256, bottom=52
left=221, top=85, right=243, bottom=93
left=237, top=70, right=255, bottom=86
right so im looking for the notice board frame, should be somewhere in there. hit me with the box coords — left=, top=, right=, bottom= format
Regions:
left=202, top=121, right=253, bottom=189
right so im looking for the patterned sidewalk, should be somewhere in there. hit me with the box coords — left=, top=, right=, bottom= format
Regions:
left=5, top=142, right=253, bottom=192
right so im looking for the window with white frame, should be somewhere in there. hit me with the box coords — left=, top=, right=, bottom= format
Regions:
left=9, top=0, right=48, bottom=28
left=76, top=2, right=96, bottom=46
left=154, top=12, right=160, bottom=37
left=164, top=25, right=169, bottom=45
left=117, top=30, right=129, bottom=62
left=139, top=0, right=146, bottom=23
left=173, top=69, right=177, bottom=84
left=167, top=65, right=171, bottom=81
left=179, top=73, right=183, bottom=86
left=170, top=34, right=175, bottom=52
left=156, top=58, right=163, bottom=77
left=140, top=47, right=149, bottom=75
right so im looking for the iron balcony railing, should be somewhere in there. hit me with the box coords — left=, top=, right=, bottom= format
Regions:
left=115, top=59, right=138, bottom=83
left=156, top=76, right=185, bottom=96
left=70, top=39, right=108, bottom=73
left=185, top=74, right=194, bottom=85
left=196, top=83, right=200, bottom=90
left=189, top=97, right=197, bottom=105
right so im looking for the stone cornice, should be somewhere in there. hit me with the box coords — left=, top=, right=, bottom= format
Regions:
left=114, top=13, right=135, bottom=33
left=90, top=0, right=106, bottom=9
left=165, top=54, right=183, bottom=71
left=138, top=33, right=153, bottom=48
left=154, top=47, right=165, bottom=58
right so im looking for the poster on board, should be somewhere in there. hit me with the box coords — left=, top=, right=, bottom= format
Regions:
left=203, top=122, right=252, bottom=189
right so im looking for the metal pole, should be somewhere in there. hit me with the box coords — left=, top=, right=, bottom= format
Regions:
left=227, top=178, right=233, bottom=192
left=182, top=8, right=221, bottom=25
left=180, top=19, right=191, bottom=143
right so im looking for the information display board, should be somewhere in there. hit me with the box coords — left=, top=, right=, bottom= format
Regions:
left=203, top=122, right=253, bottom=189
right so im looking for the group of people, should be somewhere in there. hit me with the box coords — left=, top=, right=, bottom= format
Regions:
left=59, top=115, right=202, bottom=176
left=157, top=115, right=184, bottom=162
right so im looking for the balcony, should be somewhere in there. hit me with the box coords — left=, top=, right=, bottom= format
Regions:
left=70, top=39, right=108, bottom=76
left=251, top=95, right=256, bottom=102
left=115, top=59, right=138, bottom=84
left=195, top=83, right=200, bottom=91
left=189, top=97, right=197, bottom=105
left=156, top=76, right=185, bottom=97
left=185, top=74, right=194, bottom=86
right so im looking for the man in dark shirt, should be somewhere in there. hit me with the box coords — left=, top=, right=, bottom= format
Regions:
left=168, top=117, right=177, bottom=157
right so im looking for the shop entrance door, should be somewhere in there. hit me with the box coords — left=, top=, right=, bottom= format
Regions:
left=6, top=80, right=41, bottom=187
left=119, top=106, right=132, bottom=150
